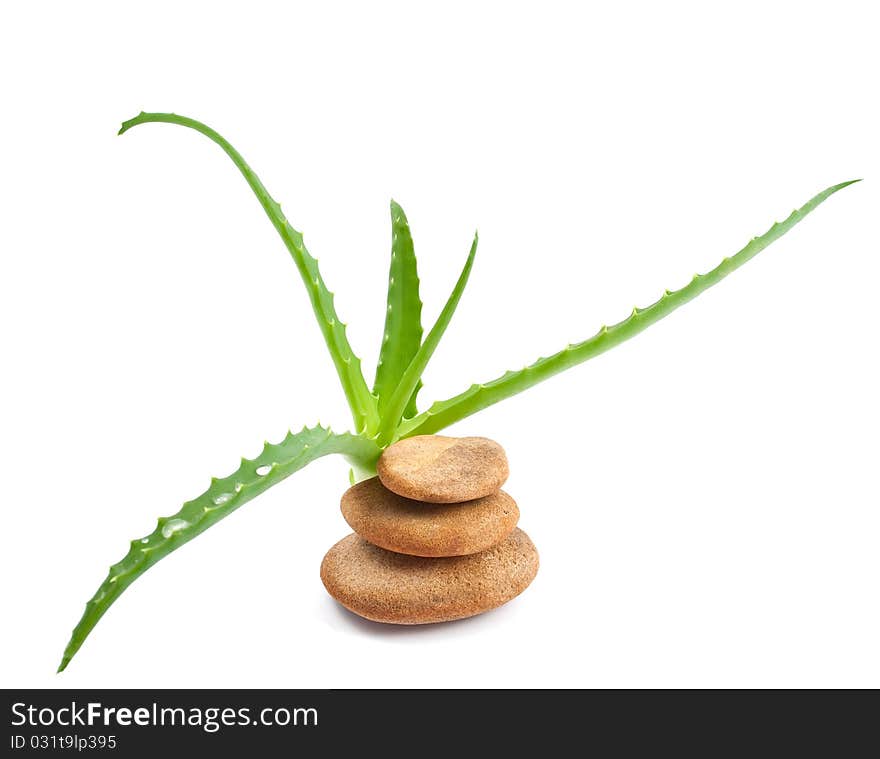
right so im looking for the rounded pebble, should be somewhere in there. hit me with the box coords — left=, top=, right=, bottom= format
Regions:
left=377, top=435, right=509, bottom=503
left=341, top=477, right=519, bottom=557
left=320, top=528, right=539, bottom=624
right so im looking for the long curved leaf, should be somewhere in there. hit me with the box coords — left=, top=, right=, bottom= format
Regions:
left=396, top=180, right=860, bottom=438
left=380, top=232, right=478, bottom=443
left=374, top=200, right=423, bottom=418
left=119, top=112, right=379, bottom=434
left=58, top=426, right=379, bottom=672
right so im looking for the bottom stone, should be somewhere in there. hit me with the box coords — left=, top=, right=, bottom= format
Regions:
left=320, top=528, right=539, bottom=624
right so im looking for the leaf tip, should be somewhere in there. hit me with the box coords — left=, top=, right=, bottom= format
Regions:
left=389, top=198, right=407, bottom=223
left=828, top=178, right=863, bottom=195
left=118, top=111, right=146, bottom=136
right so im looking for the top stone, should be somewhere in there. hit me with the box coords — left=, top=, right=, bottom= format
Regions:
left=377, top=435, right=509, bottom=503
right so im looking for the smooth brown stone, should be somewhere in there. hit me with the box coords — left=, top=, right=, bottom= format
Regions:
left=341, top=477, right=519, bottom=557
left=320, top=528, right=539, bottom=624
left=377, top=435, right=509, bottom=503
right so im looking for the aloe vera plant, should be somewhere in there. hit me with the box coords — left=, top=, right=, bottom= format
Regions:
left=58, top=111, right=859, bottom=671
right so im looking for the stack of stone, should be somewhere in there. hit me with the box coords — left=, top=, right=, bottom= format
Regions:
left=321, top=435, right=539, bottom=624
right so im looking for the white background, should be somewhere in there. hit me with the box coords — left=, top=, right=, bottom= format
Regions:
left=1, top=1, right=877, bottom=688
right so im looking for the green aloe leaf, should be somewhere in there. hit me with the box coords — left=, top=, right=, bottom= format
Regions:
left=58, top=426, right=379, bottom=672
left=118, top=113, right=379, bottom=434
left=373, top=200, right=424, bottom=419
left=397, top=180, right=859, bottom=438
left=379, top=232, right=478, bottom=443
left=59, top=109, right=862, bottom=674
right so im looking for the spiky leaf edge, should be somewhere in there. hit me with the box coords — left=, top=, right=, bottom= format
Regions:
left=396, top=180, right=861, bottom=438
left=58, top=426, right=379, bottom=672
left=118, top=112, right=379, bottom=434
left=373, top=200, right=424, bottom=418
left=379, top=232, right=478, bottom=443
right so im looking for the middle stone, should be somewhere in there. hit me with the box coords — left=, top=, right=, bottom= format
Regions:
left=341, top=477, right=519, bottom=558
